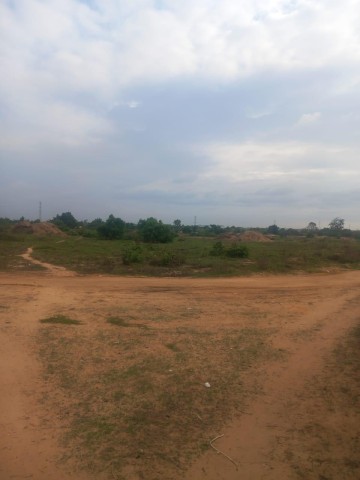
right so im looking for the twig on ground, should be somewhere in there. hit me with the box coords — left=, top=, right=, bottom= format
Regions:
left=210, top=434, right=239, bottom=470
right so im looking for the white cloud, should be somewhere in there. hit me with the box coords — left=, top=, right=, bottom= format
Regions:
left=194, top=140, right=360, bottom=185
left=296, top=112, right=322, bottom=126
left=126, top=100, right=141, bottom=109
left=1, top=0, right=360, bottom=226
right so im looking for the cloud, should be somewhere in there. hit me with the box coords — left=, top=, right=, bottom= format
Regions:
left=1, top=0, right=360, bottom=227
left=195, top=140, right=352, bottom=180
left=125, top=100, right=141, bottom=109
left=297, top=112, right=322, bottom=126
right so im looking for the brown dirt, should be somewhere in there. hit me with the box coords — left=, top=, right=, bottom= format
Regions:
left=11, top=221, right=67, bottom=236
left=240, top=230, right=272, bottom=242
left=221, top=231, right=272, bottom=242
left=0, top=251, right=359, bottom=479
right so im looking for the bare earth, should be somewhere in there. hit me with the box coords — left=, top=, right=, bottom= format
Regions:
left=0, top=251, right=359, bottom=479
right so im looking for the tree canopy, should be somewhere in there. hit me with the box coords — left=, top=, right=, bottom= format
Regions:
left=97, top=214, right=125, bottom=239
left=138, top=217, right=175, bottom=243
left=52, top=212, right=78, bottom=229
left=329, top=217, right=345, bottom=230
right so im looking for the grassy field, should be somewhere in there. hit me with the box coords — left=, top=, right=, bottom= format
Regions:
left=1, top=233, right=360, bottom=276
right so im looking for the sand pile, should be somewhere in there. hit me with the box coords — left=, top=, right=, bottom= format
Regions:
left=239, top=231, right=272, bottom=242
left=12, top=221, right=67, bottom=237
left=220, top=230, right=272, bottom=242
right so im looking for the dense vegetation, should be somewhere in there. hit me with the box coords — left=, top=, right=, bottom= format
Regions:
left=1, top=213, right=359, bottom=240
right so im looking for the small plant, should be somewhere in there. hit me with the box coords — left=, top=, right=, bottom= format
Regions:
left=107, top=317, right=130, bottom=327
left=106, top=316, right=149, bottom=329
left=40, top=314, right=81, bottom=325
left=122, top=244, right=143, bottom=265
left=225, top=243, right=249, bottom=258
left=210, top=241, right=225, bottom=256
left=149, top=251, right=185, bottom=267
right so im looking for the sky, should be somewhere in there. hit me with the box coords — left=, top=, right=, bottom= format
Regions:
left=1, top=0, right=359, bottom=228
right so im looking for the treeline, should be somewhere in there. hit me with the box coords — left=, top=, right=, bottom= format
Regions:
left=1, top=213, right=359, bottom=242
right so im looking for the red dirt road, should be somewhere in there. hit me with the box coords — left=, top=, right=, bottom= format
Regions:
left=0, top=255, right=359, bottom=479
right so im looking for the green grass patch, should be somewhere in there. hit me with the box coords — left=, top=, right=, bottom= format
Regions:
left=106, top=316, right=131, bottom=327
left=2, top=233, right=360, bottom=276
left=106, top=316, right=149, bottom=329
left=40, top=314, right=82, bottom=325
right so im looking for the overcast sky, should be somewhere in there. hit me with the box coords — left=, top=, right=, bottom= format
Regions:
left=1, top=0, right=359, bottom=228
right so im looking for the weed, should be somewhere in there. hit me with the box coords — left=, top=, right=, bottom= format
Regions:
left=106, top=316, right=149, bottom=329
left=107, top=317, right=131, bottom=327
left=40, top=314, right=81, bottom=325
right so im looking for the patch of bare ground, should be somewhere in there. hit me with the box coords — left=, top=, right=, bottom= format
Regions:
left=0, top=252, right=359, bottom=480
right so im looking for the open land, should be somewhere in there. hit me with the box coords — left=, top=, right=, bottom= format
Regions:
left=0, top=242, right=359, bottom=479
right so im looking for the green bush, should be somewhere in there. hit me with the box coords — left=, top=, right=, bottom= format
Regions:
left=122, top=244, right=143, bottom=265
left=138, top=218, right=175, bottom=243
left=210, top=241, right=225, bottom=256
left=98, top=215, right=125, bottom=240
left=149, top=251, right=185, bottom=267
left=225, top=244, right=249, bottom=258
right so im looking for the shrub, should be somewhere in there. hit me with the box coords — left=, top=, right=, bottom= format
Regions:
left=210, top=241, right=225, bottom=256
left=225, top=244, right=249, bottom=258
left=122, top=244, right=143, bottom=265
left=98, top=215, right=125, bottom=240
left=149, top=251, right=185, bottom=267
left=138, top=218, right=175, bottom=243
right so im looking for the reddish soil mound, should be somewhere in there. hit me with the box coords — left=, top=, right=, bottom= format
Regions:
left=221, top=231, right=272, bottom=242
left=239, top=230, right=272, bottom=242
left=12, top=221, right=66, bottom=237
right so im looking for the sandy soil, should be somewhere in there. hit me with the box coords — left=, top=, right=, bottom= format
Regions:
left=0, top=250, right=359, bottom=479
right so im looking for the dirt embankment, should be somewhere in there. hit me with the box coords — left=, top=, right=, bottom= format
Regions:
left=0, top=251, right=359, bottom=480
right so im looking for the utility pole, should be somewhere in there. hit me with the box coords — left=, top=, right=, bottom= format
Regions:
left=39, top=201, right=42, bottom=222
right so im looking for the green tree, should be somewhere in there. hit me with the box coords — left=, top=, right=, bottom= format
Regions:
left=52, top=212, right=78, bottom=229
left=97, top=214, right=125, bottom=239
left=88, top=218, right=105, bottom=229
left=306, top=221, right=318, bottom=231
left=173, top=219, right=182, bottom=233
left=138, top=217, right=175, bottom=243
left=267, top=224, right=280, bottom=235
left=329, top=217, right=345, bottom=231
left=209, top=224, right=224, bottom=235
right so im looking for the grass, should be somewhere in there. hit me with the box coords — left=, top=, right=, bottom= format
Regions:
left=2, top=233, right=360, bottom=276
left=40, top=314, right=82, bottom=325
left=0, top=235, right=45, bottom=271
left=106, top=316, right=149, bottom=329
left=38, top=307, right=284, bottom=479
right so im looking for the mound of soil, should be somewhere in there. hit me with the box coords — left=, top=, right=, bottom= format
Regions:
left=12, top=221, right=66, bottom=237
left=239, top=230, right=272, bottom=242
left=221, top=231, right=272, bottom=242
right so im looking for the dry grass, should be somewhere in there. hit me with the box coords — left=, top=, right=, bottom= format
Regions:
left=38, top=309, right=283, bottom=479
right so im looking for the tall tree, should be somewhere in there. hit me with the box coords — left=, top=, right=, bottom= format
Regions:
left=52, top=212, right=78, bottom=229
left=97, top=214, right=125, bottom=239
left=329, top=217, right=345, bottom=230
left=306, top=221, right=318, bottom=231
left=138, top=217, right=174, bottom=243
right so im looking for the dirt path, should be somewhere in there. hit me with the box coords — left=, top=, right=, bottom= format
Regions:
left=185, top=286, right=359, bottom=479
left=0, top=251, right=359, bottom=479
